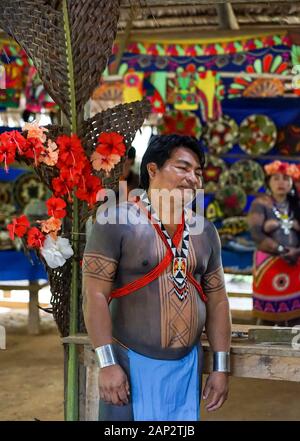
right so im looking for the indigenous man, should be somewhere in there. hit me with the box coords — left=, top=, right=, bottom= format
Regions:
left=82, top=134, right=231, bottom=421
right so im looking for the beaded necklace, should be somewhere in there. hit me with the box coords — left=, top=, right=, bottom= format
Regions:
left=140, top=191, right=190, bottom=301
left=272, top=200, right=293, bottom=235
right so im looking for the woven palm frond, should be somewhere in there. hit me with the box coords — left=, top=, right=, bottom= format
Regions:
left=0, top=0, right=121, bottom=120
left=48, top=261, right=71, bottom=336
left=82, top=98, right=151, bottom=155
left=68, top=0, right=121, bottom=116
left=81, top=98, right=151, bottom=190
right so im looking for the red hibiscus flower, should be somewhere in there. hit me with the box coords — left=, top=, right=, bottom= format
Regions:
left=96, top=132, right=126, bottom=157
left=0, top=130, right=27, bottom=156
left=76, top=175, right=102, bottom=207
left=0, top=142, right=16, bottom=172
left=27, top=227, right=45, bottom=249
left=24, top=137, right=45, bottom=166
left=7, top=215, right=30, bottom=240
left=46, top=196, right=67, bottom=219
left=52, top=174, right=74, bottom=202
left=58, top=162, right=83, bottom=185
left=81, top=158, right=92, bottom=176
left=56, top=134, right=85, bottom=168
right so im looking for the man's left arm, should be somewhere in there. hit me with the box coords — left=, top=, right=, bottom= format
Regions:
left=201, top=224, right=232, bottom=412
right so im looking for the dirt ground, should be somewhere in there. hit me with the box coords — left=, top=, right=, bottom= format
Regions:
left=1, top=310, right=300, bottom=421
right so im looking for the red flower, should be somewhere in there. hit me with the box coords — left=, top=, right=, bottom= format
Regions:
left=81, top=159, right=92, bottom=176
left=46, top=196, right=67, bottom=219
left=58, top=162, right=83, bottom=184
left=278, top=163, right=289, bottom=174
left=0, top=130, right=27, bottom=156
left=52, top=174, right=74, bottom=201
left=76, top=175, right=102, bottom=207
left=0, top=142, right=16, bottom=172
left=7, top=215, right=30, bottom=240
left=24, top=137, right=45, bottom=166
left=56, top=134, right=85, bottom=168
left=27, top=227, right=45, bottom=249
left=96, top=132, right=126, bottom=157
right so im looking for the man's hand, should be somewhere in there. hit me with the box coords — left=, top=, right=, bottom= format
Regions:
left=99, top=364, right=130, bottom=406
left=202, top=372, right=229, bottom=412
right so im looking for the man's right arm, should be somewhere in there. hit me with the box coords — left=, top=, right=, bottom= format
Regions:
left=82, top=264, right=130, bottom=406
left=82, top=217, right=130, bottom=407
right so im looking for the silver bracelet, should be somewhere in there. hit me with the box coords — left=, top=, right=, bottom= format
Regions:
left=94, top=344, right=117, bottom=369
left=213, top=351, right=230, bottom=373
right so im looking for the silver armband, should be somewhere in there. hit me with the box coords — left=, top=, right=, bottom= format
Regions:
left=213, top=351, right=230, bottom=373
left=94, top=344, right=117, bottom=369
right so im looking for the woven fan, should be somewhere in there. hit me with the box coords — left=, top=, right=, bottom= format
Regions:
left=0, top=0, right=121, bottom=121
left=243, top=78, right=284, bottom=98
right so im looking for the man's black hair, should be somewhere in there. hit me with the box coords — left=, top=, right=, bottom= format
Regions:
left=127, top=146, right=136, bottom=161
left=140, top=134, right=205, bottom=190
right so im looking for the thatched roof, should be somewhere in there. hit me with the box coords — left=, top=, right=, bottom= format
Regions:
left=0, top=1, right=299, bottom=43
left=118, top=0, right=300, bottom=37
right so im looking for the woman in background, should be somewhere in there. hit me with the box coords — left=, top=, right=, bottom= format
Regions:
left=248, top=161, right=300, bottom=326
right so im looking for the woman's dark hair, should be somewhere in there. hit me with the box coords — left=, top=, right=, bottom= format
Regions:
left=140, top=134, right=205, bottom=190
left=265, top=175, right=300, bottom=222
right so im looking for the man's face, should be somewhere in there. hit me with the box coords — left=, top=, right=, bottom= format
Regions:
left=147, top=146, right=203, bottom=194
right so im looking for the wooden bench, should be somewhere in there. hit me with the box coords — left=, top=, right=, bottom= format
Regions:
left=0, top=281, right=48, bottom=335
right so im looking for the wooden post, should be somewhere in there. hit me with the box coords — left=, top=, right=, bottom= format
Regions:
left=84, top=345, right=99, bottom=421
left=28, top=283, right=40, bottom=335
left=216, top=2, right=240, bottom=30
left=62, top=0, right=79, bottom=421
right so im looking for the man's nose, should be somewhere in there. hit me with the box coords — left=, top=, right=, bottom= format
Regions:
left=186, top=171, right=200, bottom=187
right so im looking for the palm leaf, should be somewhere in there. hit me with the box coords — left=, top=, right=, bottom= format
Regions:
left=0, top=0, right=121, bottom=123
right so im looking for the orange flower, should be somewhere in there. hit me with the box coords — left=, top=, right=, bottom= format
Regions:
left=38, top=217, right=62, bottom=234
left=264, top=160, right=285, bottom=176
left=264, top=161, right=300, bottom=180
left=91, top=151, right=121, bottom=173
left=287, top=164, right=300, bottom=180
left=38, top=139, right=58, bottom=166
left=23, top=121, right=48, bottom=143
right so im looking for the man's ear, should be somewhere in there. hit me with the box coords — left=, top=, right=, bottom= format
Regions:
left=147, top=162, right=158, bottom=180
